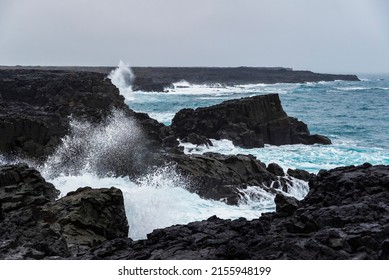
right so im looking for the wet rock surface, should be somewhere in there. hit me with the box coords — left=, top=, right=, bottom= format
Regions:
left=0, top=69, right=170, bottom=161
left=0, top=164, right=128, bottom=259
left=0, top=68, right=386, bottom=260
left=166, top=152, right=280, bottom=205
left=171, top=94, right=331, bottom=148
left=84, top=164, right=389, bottom=260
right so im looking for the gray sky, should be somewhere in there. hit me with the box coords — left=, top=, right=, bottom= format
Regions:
left=1, top=0, right=388, bottom=73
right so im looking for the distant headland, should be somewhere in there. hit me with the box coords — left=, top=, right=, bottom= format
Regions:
left=0, top=66, right=359, bottom=92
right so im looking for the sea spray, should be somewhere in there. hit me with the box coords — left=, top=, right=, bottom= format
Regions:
left=49, top=164, right=308, bottom=240
left=34, top=109, right=308, bottom=240
left=108, top=61, right=135, bottom=101
left=41, top=110, right=145, bottom=179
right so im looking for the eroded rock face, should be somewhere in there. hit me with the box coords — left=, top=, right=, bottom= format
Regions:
left=167, top=152, right=281, bottom=205
left=0, top=69, right=170, bottom=161
left=0, top=164, right=128, bottom=259
left=171, top=94, right=331, bottom=148
left=84, top=164, right=389, bottom=260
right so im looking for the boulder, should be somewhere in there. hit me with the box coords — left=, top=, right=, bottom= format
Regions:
left=287, top=168, right=313, bottom=181
left=42, top=187, right=128, bottom=255
left=267, top=163, right=285, bottom=176
left=166, top=152, right=280, bottom=205
left=84, top=164, right=389, bottom=260
left=171, top=94, right=331, bottom=148
left=0, top=69, right=172, bottom=170
left=0, top=164, right=128, bottom=259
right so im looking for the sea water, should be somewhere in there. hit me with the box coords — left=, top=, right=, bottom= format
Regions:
left=1, top=64, right=388, bottom=239
left=128, top=74, right=389, bottom=173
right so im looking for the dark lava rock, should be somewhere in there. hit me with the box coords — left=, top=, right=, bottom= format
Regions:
left=166, top=152, right=280, bottom=205
left=0, top=69, right=171, bottom=169
left=267, top=163, right=285, bottom=176
left=130, top=67, right=360, bottom=92
left=171, top=94, right=331, bottom=148
left=0, top=66, right=360, bottom=92
left=0, top=164, right=128, bottom=259
left=83, top=164, right=388, bottom=260
left=0, top=163, right=59, bottom=213
left=274, top=193, right=299, bottom=216
left=287, top=168, right=313, bottom=181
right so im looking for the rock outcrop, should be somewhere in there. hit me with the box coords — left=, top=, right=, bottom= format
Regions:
left=84, top=163, right=389, bottom=260
left=172, top=94, right=331, bottom=148
left=0, top=164, right=128, bottom=259
left=1, top=158, right=387, bottom=259
left=167, top=153, right=286, bottom=205
left=0, top=69, right=171, bottom=163
left=131, top=67, right=360, bottom=92
left=0, top=66, right=361, bottom=92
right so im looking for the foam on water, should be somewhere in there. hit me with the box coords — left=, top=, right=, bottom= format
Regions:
left=49, top=166, right=307, bottom=240
left=3, top=70, right=388, bottom=241
left=31, top=110, right=307, bottom=240
left=180, top=138, right=389, bottom=174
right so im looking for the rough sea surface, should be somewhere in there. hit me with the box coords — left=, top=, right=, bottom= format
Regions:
left=1, top=68, right=388, bottom=240
left=127, top=75, right=389, bottom=173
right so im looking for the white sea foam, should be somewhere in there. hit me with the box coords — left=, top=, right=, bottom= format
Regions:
left=180, top=138, right=389, bottom=173
left=36, top=110, right=303, bottom=240
left=40, top=110, right=144, bottom=179
left=147, top=112, right=176, bottom=125
left=48, top=165, right=287, bottom=240
left=108, top=61, right=135, bottom=101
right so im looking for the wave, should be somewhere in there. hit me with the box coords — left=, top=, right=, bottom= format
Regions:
left=48, top=164, right=308, bottom=240
left=108, top=61, right=135, bottom=101
left=334, top=86, right=389, bottom=91
left=180, top=138, right=389, bottom=174
left=40, top=110, right=144, bottom=179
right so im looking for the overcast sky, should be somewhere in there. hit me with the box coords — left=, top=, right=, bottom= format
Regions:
left=1, top=0, right=388, bottom=73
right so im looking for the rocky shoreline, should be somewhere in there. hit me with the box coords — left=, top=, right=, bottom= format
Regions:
left=0, top=68, right=387, bottom=260
left=1, top=163, right=387, bottom=259
left=0, top=66, right=360, bottom=92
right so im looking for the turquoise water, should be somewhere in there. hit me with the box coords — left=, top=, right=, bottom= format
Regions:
left=1, top=70, right=388, bottom=239
left=127, top=75, right=389, bottom=173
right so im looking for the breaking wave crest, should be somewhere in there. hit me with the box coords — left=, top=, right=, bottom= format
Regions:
left=40, top=110, right=144, bottom=179
left=32, top=110, right=306, bottom=240
left=108, top=61, right=135, bottom=101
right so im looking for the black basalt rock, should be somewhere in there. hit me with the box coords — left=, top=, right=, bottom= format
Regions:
left=267, top=163, right=285, bottom=176
left=171, top=94, right=331, bottom=149
left=84, top=164, right=389, bottom=260
left=0, top=164, right=128, bottom=259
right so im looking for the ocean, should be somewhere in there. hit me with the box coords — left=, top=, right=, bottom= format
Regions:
left=2, top=66, right=388, bottom=240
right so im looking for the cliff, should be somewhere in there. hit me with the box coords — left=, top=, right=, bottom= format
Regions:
left=172, top=94, right=331, bottom=148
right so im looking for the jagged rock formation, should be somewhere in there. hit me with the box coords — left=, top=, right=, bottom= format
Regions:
left=166, top=153, right=290, bottom=205
left=0, top=159, right=387, bottom=259
left=0, top=69, right=171, bottom=163
left=0, top=164, right=128, bottom=259
left=130, top=67, right=360, bottom=92
left=0, top=66, right=360, bottom=92
left=172, top=94, right=331, bottom=148
left=84, top=163, right=389, bottom=260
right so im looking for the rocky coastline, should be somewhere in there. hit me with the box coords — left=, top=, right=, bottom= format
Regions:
left=0, top=68, right=387, bottom=260
left=0, top=66, right=360, bottom=92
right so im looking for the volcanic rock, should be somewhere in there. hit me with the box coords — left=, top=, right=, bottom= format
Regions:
left=287, top=168, right=313, bottom=181
left=166, top=152, right=281, bottom=205
left=0, top=69, right=170, bottom=163
left=171, top=94, right=331, bottom=148
left=84, top=164, right=389, bottom=260
left=267, top=163, right=285, bottom=176
left=0, top=66, right=360, bottom=92
left=0, top=164, right=128, bottom=259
